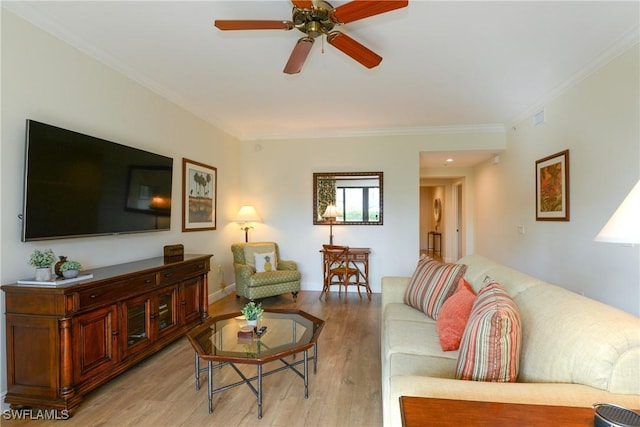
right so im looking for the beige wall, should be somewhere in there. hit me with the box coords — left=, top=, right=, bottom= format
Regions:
left=474, top=44, right=640, bottom=315
left=236, top=133, right=504, bottom=294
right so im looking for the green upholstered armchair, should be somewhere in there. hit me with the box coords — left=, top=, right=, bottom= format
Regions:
left=231, top=242, right=301, bottom=301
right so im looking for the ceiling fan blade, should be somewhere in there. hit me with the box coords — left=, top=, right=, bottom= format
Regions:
left=327, top=31, right=382, bottom=69
left=291, top=0, right=314, bottom=9
left=214, top=20, right=294, bottom=31
left=284, top=37, right=315, bottom=74
left=332, top=0, right=408, bottom=24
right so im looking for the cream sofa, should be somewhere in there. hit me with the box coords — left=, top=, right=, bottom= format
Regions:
left=381, top=255, right=640, bottom=427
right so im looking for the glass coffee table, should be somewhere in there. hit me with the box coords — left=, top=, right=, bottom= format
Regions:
left=186, top=309, right=325, bottom=419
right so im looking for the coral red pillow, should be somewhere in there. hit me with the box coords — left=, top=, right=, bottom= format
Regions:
left=436, top=279, right=476, bottom=351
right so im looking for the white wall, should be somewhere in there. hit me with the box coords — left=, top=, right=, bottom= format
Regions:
left=1, top=10, right=242, bottom=401
left=236, top=133, right=504, bottom=293
left=474, top=44, right=640, bottom=315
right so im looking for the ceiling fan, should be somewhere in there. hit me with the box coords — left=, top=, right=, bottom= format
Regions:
left=214, top=0, right=409, bottom=74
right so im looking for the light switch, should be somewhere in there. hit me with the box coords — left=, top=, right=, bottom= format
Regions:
left=517, top=225, right=525, bottom=235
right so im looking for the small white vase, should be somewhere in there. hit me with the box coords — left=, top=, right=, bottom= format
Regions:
left=247, top=319, right=257, bottom=327
left=35, top=267, right=52, bottom=282
left=63, top=269, right=79, bottom=279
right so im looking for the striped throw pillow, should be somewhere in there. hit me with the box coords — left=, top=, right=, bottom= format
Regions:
left=455, top=277, right=522, bottom=382
left=403, top=256, right=468, bottom=319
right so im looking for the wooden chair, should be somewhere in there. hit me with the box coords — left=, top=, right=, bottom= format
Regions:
left=321, top=245, right=360, bottom=299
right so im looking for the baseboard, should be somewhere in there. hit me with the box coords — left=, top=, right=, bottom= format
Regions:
left=208, top=283, right=235, bottom=304
left=1, top=391, right=8, bottom=413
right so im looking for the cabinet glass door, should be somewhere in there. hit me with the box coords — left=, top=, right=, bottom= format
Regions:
left=157, top=286, right=178, bottom=337
left=122, top=294, right=151, bottom=358
left=127, top=302, right=148, bottom=345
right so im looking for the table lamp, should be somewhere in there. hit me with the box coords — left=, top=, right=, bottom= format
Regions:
left=594, top=179, right=640, bottom=244
left=322, top=204, right=340, bottom=245
left=234, top=205, right=262, bottom=242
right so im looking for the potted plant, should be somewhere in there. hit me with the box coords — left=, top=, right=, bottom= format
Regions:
left=60, top=260, right=82, bottom=279
left=28, top=249, right=56, bottom=281
left=241, top=301, right=263, bottom=326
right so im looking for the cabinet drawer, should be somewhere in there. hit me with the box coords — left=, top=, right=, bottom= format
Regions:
left=157, top=261, right=208, bottom=285
left=77, top=274, right=156, bottom=309
left=351, top=253, right=367, bottom=261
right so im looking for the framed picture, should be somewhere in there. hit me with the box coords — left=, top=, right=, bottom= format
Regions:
left=182, top=158, right=217, bottom=231
left=536, top=150, right=569, bottom=221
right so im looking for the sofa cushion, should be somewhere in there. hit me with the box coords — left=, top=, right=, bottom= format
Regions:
left=437, top=278, right=476, bottom=351
left=456, top=277, right=522, bottom=382
left=254, top=251, right=276, bottom=272
left=385, top=316, right=453, bottom=359
left=403, top=256, right=468, bottom=320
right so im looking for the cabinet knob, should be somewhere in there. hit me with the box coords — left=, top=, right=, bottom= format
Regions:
left=112, top=330, right=119, bottom=336
left=90, top=294, right=98, bottom=299
left=144, top=279, right=153, bottom=284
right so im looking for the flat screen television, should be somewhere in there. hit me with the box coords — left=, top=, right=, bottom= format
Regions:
left=22, top=119, right=173, bottom=241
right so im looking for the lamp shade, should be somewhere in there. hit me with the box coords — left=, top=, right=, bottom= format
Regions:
left=322, top=205, right=341, bottom=219
left=594, top=180, right=640, bottom=244
left=234, top=205, right=262, bottom=223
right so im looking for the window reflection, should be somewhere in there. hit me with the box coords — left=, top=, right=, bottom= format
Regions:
left=313, top=172, right=383, bottom=225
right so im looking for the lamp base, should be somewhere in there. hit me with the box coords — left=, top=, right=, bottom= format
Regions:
left=241, top=226, right=252, bottom=242
left=329, top=223, right=334, bottom=245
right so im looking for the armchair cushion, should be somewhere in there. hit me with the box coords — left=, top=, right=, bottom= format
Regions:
left=254, top=252, right=276, bottom=272
left=243, top=243, right=277, bottom=269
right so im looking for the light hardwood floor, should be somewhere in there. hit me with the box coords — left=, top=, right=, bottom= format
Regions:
left=3, top=291, right=382, bottom=427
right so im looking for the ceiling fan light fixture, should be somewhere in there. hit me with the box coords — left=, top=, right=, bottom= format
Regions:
left=284, top=37, right=315, bottom=74
left=306, top=21, right=323, bottom=38
left=215, top=0, right=408, bottom=73
left=328, top=31, right=382, bottom=68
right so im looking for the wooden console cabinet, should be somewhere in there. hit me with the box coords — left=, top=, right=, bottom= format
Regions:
left=2, top=254, right=211, bottom=413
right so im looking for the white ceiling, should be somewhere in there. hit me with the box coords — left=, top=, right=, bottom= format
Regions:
left=4, top=1, right=639, bottom=165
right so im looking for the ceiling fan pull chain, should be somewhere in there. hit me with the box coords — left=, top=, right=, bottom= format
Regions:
left=322, top=35, right=325, bottom=54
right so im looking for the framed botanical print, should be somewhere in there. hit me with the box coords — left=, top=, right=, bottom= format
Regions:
left=182, top=158, right=217, bottom=231
left=536, top=150, right=569, bottom=221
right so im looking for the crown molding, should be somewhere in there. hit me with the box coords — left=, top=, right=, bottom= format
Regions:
left=239, top=123, right=506, bottom=141
left=508, top=25, right=640, bottom=127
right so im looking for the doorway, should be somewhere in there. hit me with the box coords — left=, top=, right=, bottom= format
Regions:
left=419, top=179, right=465, bottom=262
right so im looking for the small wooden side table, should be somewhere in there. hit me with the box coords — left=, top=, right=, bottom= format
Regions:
left=428, top=231, right=442, bottom=257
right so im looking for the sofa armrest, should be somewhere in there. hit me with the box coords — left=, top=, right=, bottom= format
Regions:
left=278, top=260, right=297, bottom=271
left=382, top=276, right=410, bottom=308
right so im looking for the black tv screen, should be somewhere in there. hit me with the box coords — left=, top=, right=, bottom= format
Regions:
left=22, top=120, right=173, bottom=241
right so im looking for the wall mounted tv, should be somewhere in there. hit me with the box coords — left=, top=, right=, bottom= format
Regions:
left=22, top=120, right=173, bottom=241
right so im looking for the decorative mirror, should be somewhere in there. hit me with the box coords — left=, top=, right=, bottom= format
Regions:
left=434, top=198, right=442, bottom=230
left=313, top=172, right=383, bottom=225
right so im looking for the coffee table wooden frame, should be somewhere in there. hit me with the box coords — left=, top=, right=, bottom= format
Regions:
left=187, top=309, right=324, bottom=419
left=399, top=396, right=604, bottom=426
